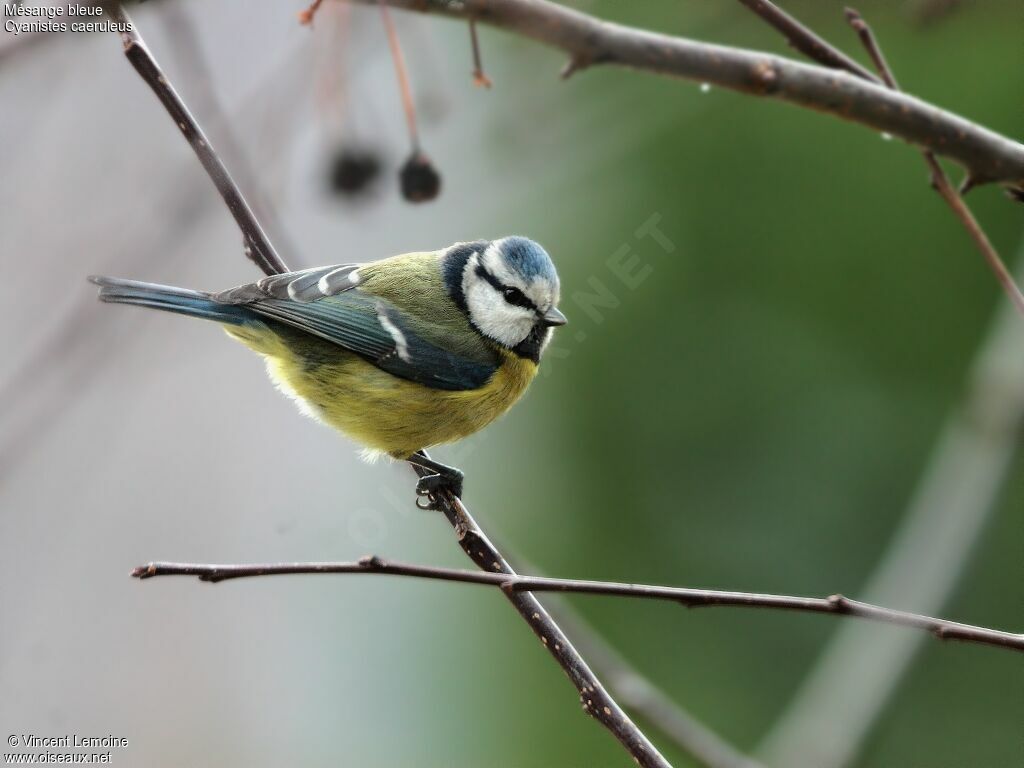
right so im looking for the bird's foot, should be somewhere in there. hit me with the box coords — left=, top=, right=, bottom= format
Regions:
left=415, top=468, right=464, bottom=510
left=408, top=451, right=465, bottom=510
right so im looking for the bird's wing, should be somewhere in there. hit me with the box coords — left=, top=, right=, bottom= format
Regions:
left=212, top=265, right=498, bottom=392
left=213, top=263, right=364, bottom=304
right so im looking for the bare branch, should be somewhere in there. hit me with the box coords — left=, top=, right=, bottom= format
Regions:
left=468, top=18, right=493, bottom=88
left=405, top=459, right=673, bottom=768
left=924, top=159, right=1024, bottom=313
left=728, top=0, right=1024, bottom=313
left=337, top=0, right=1024, bottom=188
left=496, top=546, right=763, bottom=768
left=107, top=11, right=671, bottom=766
left=157, top=1, right=303, bottom=268
left=537, top=594, right=766, bottom=768
left=735, top=0, right=878, bottom=82
left=104, top=7, right=1024, bottom=768
left=843, top=8, right=1024, bottom=316
left=107, top=6, right=290, bottom=277
left=843, top=9, right=899, bottom=89
left=378, top=0, right=421, bottom=151
left=132, top=555, right=1024, bottom=653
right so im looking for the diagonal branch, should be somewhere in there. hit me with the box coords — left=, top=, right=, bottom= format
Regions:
left=406, top=460, right=673, bottom=767
left=107, top=5, right=290, bottom=277
left=843, top=8, right=1024, bottom=315
left=131, top=554, right=1024, bottom=653
left=156, top=1, right=303, bottom=268
left=335, top=0, right=1024, bottom=189
left=105, top=12, right=672, bottom=766
left=736, top=0, right=879, bottom=82
left=731, top=0, right=1024, bottom=315
left=501, top=550, right=765, bottom=768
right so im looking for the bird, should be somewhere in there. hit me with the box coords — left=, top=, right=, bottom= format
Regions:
left=89, top=236, right=566, bottom=504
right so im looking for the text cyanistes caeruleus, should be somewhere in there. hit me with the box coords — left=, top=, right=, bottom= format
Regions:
left=89, top=237, right=566, bottom=500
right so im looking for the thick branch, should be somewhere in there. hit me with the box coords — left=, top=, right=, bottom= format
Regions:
left=109, top=6, right=289, bottom=277
left=735, top=0, right=1024, bottom=315
left=132, top=555, right=1024, bottom=653
left=338, top=0, right=1024, bottom=187
left=720, top=0, right=1024, bottom=314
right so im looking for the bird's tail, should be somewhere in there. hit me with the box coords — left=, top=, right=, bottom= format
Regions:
left=88, top=276, right=252, bottom=325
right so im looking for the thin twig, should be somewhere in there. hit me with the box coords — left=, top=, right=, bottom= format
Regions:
left=537, top=594, right=765, bottom=768
left=435, top=454, right=751, bottom=761
left=132, top=555, right=1024, bottom=653
left=923, top=160, right=1024, bottom=314
left=107, top=5, right=289, bottom=277
left=336, top=0, right=1024, bottom=188
left=729, top=0, right=1024, bottom=315
left=735, top=0, right=879, bottom=82
left=843, top=8, right=1024, bottom=316
left=496, top=545, right=763, bottom=768
left=843, top=9, right=898, bottom=89
left=378, top=0, right=421, bottom=151
left=157, top=1, right=303, bottom=268
left=468, top=19, right=492, bottom=88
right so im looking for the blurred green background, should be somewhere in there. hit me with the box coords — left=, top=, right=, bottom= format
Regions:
left=1, top=1, right=1021, bottom=767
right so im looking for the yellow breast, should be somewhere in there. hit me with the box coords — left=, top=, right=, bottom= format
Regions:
left=226, top=324, right=537, bottom=459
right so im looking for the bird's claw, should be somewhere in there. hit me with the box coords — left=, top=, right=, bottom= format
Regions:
left=414, top=470, right=464, bottom=510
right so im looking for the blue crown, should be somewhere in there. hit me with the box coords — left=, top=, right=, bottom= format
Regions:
left=496, top=237, right=558, bottom=284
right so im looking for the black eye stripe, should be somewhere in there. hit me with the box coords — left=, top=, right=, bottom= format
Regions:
left=475, top=264, right=537, bottom=311
left=503, top=287, right=532, bottom=309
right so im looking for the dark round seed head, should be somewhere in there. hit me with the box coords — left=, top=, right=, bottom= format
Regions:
left=328, top=148, right=381, bottom=196
left=399, top=152, right=441, bottom=203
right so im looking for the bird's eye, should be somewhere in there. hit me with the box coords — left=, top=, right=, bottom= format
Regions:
left=503, top=287, right=528, bottom=306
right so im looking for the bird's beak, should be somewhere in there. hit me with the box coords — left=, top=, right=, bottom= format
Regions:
left=540, top=307, right=568, bottom=327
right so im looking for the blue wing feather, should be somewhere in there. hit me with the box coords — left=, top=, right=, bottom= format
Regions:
left=248, top=292, right=497, bottom=391
left=211, top=263, right=498, bottom=391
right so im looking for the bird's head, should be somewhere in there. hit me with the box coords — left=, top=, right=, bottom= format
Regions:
left=444, top=237, right=566, bottom=362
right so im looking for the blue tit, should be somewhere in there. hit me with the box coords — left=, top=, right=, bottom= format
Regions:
left=89, top=237, right=566, bottom=498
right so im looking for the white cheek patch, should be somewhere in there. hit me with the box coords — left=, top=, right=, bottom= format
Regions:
left=462, top=253, right=535, bottom=347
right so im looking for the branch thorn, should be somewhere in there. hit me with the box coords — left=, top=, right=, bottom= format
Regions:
left=560, top=56, right=588, bottom=80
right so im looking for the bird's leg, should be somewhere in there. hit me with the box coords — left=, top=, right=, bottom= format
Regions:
left=408, top=450, right=464, bottom=508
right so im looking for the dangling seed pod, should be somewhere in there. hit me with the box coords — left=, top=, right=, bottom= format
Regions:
left=399, top=152, right=441, bottom=202
left=328, top=147, right=382, bottom=197
left=379, top=0, right=442, bottom=204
